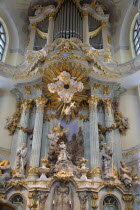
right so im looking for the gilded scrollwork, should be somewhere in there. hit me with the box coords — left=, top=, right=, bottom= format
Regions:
left=91, top=192, right=98, bottom=209
left=28, top=191, right=38, bottom=209
left=54, top=170, right=74, bottom=183
left=102, top=98, right=112, bottom=113
left=114, top=111, right=129, bottom=135
left=122, top=195, right=134, bottom=210
left=5, top=102, right=21, bottom=135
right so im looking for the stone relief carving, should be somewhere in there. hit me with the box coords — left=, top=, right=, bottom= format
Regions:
left=52, top=184, right=72, bottom=210
left=15, top=143, right=27, bottom=177
left=120, top=161, right=132, bottom=189
left=37, top=192, right=48, bottom=210
left=78, top=192, right=88, bottom=210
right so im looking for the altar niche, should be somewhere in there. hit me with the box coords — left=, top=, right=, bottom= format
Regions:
left=47, top=181, right=80, bottom=210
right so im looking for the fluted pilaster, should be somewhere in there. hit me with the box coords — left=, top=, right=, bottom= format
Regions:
left=47, top=14, right=55, bottom=44
left=17, top=99, right=32, bottom=149
left=103, top=98, right=120, bottom=170
left=83, top=13, right=89, bottom=44
left=30, top=96, right=47, bottom=168
left=103, top=98, right=113, bottom=143
left=102, top=21, right=108, bottom=49
left=89, top=95, right=100, bottom=177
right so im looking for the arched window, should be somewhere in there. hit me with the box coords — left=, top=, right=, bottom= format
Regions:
left=10, top=194, right=24, bottom=210
left=133, top=17, right=140, bottom=56
left=0, top=22, right=6, bottom=61
left=103, top=196, right=119, bottom=210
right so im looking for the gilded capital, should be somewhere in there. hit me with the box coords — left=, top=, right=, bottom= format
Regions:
left=103, top=85, right=110, bottom=94
left=93, top=83, right=101, bottom=92
left=48, top=12, right=55, bottom=18
left=102, top=98, right=112, bottom=113
left=101, top=21, right=107, bottom=26
left=35, top=96, right=48, bottom=111
left=122, top=195, right=134, bottom=210
left=82, top=11, right=88, bottom=17
left=88, top=95, right=100, bottom=111
left=21, top=99, right=33, bottom=113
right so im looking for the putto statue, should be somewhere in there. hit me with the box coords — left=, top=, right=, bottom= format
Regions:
left=120, top=161, right=132, bottom=188
left=15, top=143, right=27, bottom=177
left=0, top=160, right=11, bottom=186
left=101, top=143, right=113, bottom=178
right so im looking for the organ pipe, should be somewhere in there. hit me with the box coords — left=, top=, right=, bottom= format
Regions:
left=54, top=0, right=83, bottom=40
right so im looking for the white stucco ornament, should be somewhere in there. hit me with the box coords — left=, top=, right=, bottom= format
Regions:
left=48, top=71, right=84, bottom=103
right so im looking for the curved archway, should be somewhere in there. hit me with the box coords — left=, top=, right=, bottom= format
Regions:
left=115, top=4, right=138, bottom=63
left=9, top=193, right=26, bottom=210
left=0, top=6, right=20, bottom=64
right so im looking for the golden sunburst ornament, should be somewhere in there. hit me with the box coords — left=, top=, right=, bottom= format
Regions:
left=41, top=62, right=89, bottom=121
left=48, top=71, right=84, bottom=103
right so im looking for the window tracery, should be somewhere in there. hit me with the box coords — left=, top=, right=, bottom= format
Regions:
left=10, top=194, right=24, bottom=210
left=0, top=22, right=6, bottom=61
left=103, top=196, right=119, bottom=210
left=133, top=17, right=140, bottom=55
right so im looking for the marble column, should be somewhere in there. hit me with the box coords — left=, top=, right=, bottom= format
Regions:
left=102, top=21, right=108, bottom=49
left=89, top=95, right=101, bottom=179
left=83, top=13, right=89, bottom=44
left=30, top=97, right=47, bottom=169
left=47, top=14, right=55, bottom=45
left=27, top=24, right=36, bottom=50
left=17, top=99, right=32, bottom=149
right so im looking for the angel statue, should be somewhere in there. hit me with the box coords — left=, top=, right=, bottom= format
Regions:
left=120, top=161, right=132, bottom=188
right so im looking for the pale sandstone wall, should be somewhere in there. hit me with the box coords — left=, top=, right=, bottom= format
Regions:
left=0, top=90, right=16, bottom=149
left=119, top=88, right=140, bottom=150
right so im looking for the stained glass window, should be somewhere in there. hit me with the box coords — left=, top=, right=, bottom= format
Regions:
left=0, top=22, right=6, bottom=61
left=103, top=196, right=119, bottom=210
left=133, top=18, right=140, bottom=56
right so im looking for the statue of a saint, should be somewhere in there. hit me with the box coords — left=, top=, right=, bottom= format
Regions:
left=52, top=185, right=72, bottom=210
left=16, top=143, right=27, bottom=175
left=57, top=142, right=68, bottom=162
left=120, top=161, right=132, bottom=188
left=0, top=160, right=11, bottom=186
left=101, top=143, right=113, bottom=177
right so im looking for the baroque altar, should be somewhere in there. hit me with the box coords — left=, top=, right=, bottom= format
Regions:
left=0, top=0, right=139, bottom=209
